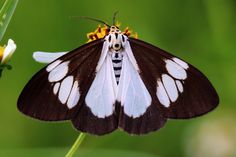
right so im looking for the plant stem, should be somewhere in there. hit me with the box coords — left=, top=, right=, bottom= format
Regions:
left=65, top=133, right=86, bottom=157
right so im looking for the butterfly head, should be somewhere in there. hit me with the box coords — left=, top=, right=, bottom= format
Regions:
left=109, top=26, right=121, bottom=34
left=106, top=26, right=127, bottom=51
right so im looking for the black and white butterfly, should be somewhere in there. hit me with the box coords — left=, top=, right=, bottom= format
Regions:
left=17, top=17, right=219, bottom=135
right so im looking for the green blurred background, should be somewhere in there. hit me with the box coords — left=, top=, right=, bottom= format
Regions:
left=0, top=0, right=236, bottom=157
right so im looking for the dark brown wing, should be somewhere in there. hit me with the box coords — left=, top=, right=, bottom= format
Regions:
left=18, top=39, right=118, bottom=135
left=128, top=38, right=219, bottom=119
left=17, top=39, right=105, bottom=121
left=72, top=104, right=118, bottom=135
left=118, top=104, right=167, bottom=135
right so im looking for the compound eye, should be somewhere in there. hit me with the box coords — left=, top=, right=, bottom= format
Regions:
left=111, top=26, right=116, bottom=29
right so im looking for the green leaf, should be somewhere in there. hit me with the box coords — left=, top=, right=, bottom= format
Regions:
left=0, top=0, right=18, bottom=42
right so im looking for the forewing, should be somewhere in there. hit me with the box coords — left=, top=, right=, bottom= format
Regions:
left=17, top=39, right=104, bottom=121
left=128, top=38, right=219, bottom=119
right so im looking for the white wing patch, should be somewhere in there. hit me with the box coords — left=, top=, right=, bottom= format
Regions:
left=175, top=80, right=183, bottom=93
left=53, top=82, right=60, bottom=95
left=46, top=60, right=80, bottom=109
left=162, top=74, right=178, bottom=102
left=48, top=61, right=69, bottom=82
left=117, top=51, right=152, bottom=118
left=165, top=59, right=187, bottom=80
left=172, top=57, right=189, bottom=69
left=54, top=75, right=80, bottom=109
left=156, top=58, right=188, bottom=107
left=156, top=80, right=170, bottom=107
left=46, top=60, right=62, bottom=72
left=59, top=76, right=74, bottom=104
left=33, top=51, right=67, bottom=64
left=67, top=80, right=80, bottom=109
left=85, top=53, right=117, bottom=118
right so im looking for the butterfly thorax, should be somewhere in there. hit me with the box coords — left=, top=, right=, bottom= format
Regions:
left=106, top=26, right=127, bottom=52
left=104, top=26, right=128, bottom=84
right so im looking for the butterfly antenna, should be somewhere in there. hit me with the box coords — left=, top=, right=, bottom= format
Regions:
left=112, top=11, right=119, bottom=26
left=70, top=16, right=111, bottom=27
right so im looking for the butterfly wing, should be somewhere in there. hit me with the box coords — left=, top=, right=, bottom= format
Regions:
left=72, top=44, right=119, bottom=135
left=117, top=48, right=167, bottom=134
left=128, top=38, right=219, bottom=119
left=17, top=39, right=104, bottom=121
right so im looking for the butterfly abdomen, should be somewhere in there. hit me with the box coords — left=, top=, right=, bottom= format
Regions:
left=112, top=52, right=123, bottom=84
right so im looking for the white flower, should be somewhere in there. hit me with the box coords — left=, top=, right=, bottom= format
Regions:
left=0, top=39, right=16, bottom=64
left=33, top=51, right=67, bottom=63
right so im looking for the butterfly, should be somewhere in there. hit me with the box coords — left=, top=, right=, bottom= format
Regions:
left=17, top=14, right=219, bottom=135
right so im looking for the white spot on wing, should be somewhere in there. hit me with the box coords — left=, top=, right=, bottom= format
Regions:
left=59, top=76, right=73, bottom=104
left=165, top=59, right=187, bottom=80
left=48, top=61, right=69, bottom=82
left=156, top=80, right=170, bottom=107
left=172, top=57, right=189, bottom=69
left=176, top=80, right=183, bottom=93
left=162, top=74, right=178, bottom=102
left=67, top=81, right=80, bottom=109
left=46, top=60, right=62, bottom=72
left=53, top=82, right=60, bottom=95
